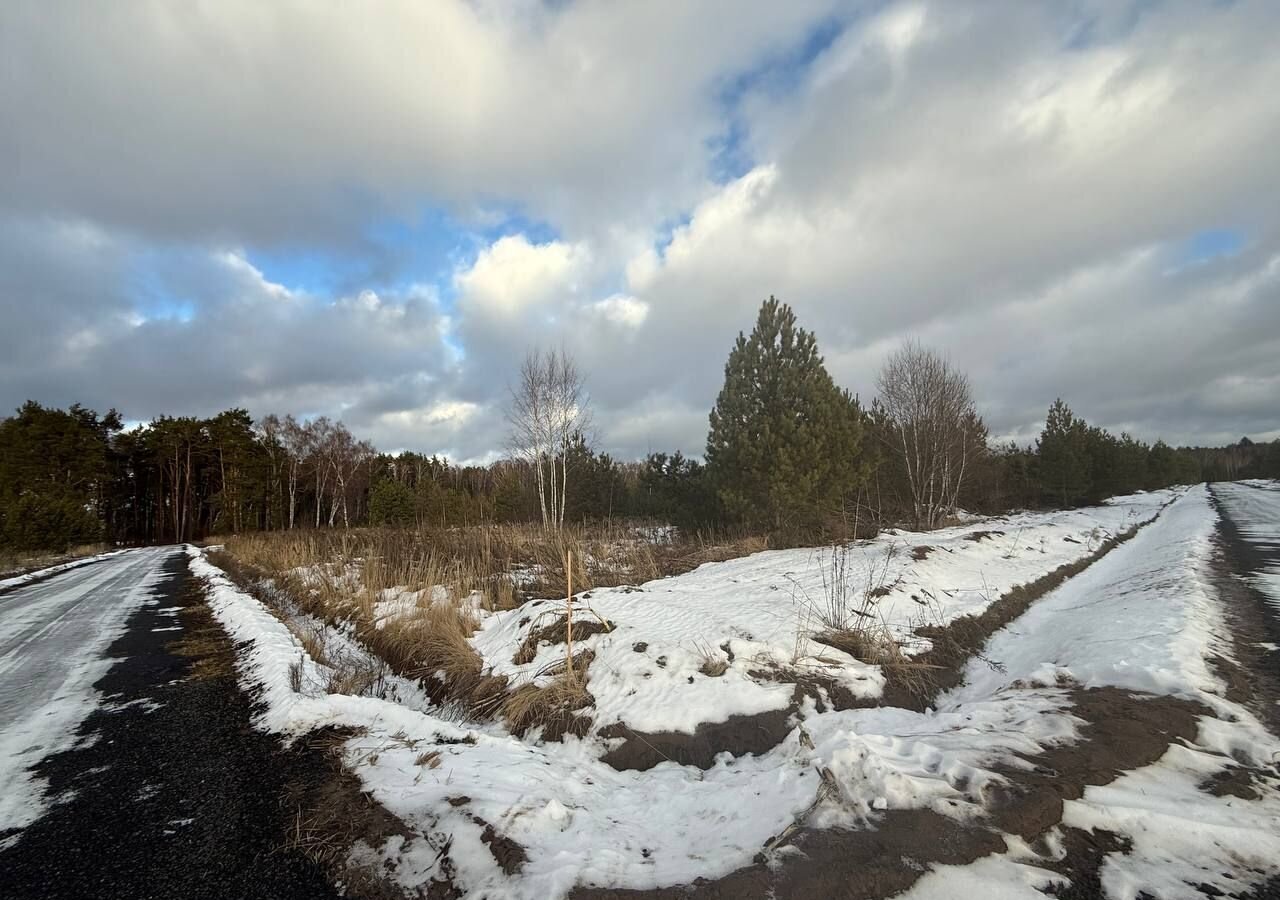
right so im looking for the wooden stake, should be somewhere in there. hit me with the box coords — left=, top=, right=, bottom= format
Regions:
left=565, top=549, right=574, bottom=681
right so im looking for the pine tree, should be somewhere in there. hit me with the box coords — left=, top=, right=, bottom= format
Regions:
left=1037, top=399, right=1090, bottom=506
left=706, top=297, right=867, bottom=533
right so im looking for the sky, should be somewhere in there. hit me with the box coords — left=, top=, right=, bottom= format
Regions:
left=2, top=0, right=1278, bottom=463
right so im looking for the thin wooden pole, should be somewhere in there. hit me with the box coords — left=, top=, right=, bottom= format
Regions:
left=565, top=549, right=574, bottom=680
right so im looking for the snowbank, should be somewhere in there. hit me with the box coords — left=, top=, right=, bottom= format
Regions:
left=0, top=548, right=130, bottom=593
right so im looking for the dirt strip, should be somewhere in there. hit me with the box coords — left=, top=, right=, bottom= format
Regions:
left=571, top=686, right=1209, bottom=900
left=884, top=521, right=1151, bottom=711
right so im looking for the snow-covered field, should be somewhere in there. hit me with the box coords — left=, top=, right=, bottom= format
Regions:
left=191, top=486, right=1280, bottom=898
left=469, top=489, right=1172, bottom=734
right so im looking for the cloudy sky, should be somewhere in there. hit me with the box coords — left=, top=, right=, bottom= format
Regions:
left=3, top=1, right=1278, bottom=461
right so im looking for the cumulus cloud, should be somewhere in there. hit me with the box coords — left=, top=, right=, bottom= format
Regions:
left=2, top=0, right=1278, bottom=460
left=0, top=0, right=840, bottom=244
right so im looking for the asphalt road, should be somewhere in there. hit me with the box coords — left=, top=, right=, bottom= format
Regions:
left=0, top=548, right=340, bottom=899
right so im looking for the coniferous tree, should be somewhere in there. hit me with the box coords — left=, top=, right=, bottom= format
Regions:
left=706, top=297, right=868, bottom=533
left=1037, top=399, right=1090, bottom=506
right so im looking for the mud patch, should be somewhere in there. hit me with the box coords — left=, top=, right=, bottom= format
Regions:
left=283, top=729, right=436, bottom=899
left=1205, top=486, right=1280, bottom=737
left=986, top=686, right=1208, bottom=841
left=475, top=817, right=528, bottom=875
left=600, top=706, right=795, bottom=771
left=1208, top=653, right=1253, bottom=705
left=514, top=614, right=615, bottom=665
left=748, top=666, right=867, bottom=713
left=965, top=529, right=1006, bottom=542
left=571, top=810, right=1003, bottom=900
left=1200, top=765, right=1263, bottom=800
left=1039, top=827, right=1132, bottom=899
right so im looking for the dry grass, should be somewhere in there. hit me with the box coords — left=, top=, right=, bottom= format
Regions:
left=694, top=640, right=729, bottom=677
left=812, top=624, right=936, bottom=700
left=502, top=667, right=593, bottom=738
left=791, top=541, right=938, bottom=700
left=0, top=541, right=112, bottom=578
left=222, top=521, right=768, bottom=608
left=214, top=521, right=767, bottom=735
left=170, top=583, right=239, bottom=681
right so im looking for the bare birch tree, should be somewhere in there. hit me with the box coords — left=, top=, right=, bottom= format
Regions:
left=876, top=340, right=986, bottom=530
left=506, top=347, right=592, bottom=530
left=308, top=416, right=335, bottom=528
left=277, top=414, right=311, bottom=529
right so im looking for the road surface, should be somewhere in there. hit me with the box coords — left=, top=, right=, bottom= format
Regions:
left=0, top=547, right=339, bottom=899
left=0, top=547, right=177, bottom=837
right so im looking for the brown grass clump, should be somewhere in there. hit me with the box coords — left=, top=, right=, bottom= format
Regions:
left=378, top=602, right=510, bottom=718
left=813, top=625, right=937, bottom=700
left=502, top=670, right=593, bottom=739
left=693, top=640, right=729, bottom=677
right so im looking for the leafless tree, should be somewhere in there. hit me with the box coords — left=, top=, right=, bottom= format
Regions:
left=505, top=347, right=592, bottom=530
left=876, top=340, right=986, bottom=530
left=274, top=414, right=312, bottom=529
left=322, top=423, right=375, bottom=528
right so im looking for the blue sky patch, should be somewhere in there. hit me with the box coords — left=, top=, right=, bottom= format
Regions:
left=1181, top=228, right=1245, bottom=264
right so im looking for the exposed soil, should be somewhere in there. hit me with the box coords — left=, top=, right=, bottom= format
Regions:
left=965, top=529, right=1006, bottom=542
left=580, top=683, right=1210, bottom=899
left=884, top=522, right=1145, bottom=710
left=1207, top=484, right=1280, bottom=736
left=571, top=809, right=1004, bottom=900
left=985, top=686, right=1208, bottom=841
left=477, top=816, right=530, bottom=875
left=284, top=727, right=454, bottom=900
left=513, top=613, right=615, bottom=665
left=1200, top=765, right=1263, bottom=800
left=1039, top=828, right=1133, bottom=899
left=599, top=705, right=796, bottom=771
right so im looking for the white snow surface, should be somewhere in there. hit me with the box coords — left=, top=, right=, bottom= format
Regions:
left=944, top=485, right=1280, bottom=899
left=0, top=547, right=178, bottom=845
left=190, top=486, right=1280, bottom=898
left=470, top=490, right=1173, bottom=735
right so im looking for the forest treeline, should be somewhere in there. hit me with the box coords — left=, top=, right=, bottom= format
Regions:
left=2, top=302, right=1277, bottom=553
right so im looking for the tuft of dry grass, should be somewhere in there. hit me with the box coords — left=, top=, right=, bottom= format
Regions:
left=694, top=640, right=729, bottom=677
left=502, top=668, right=593, bottom=738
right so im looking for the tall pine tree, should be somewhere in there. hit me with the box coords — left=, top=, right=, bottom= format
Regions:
left=1037, top=399, right=1090, bottom=506
left=706, top=297, right=868, bottom=533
